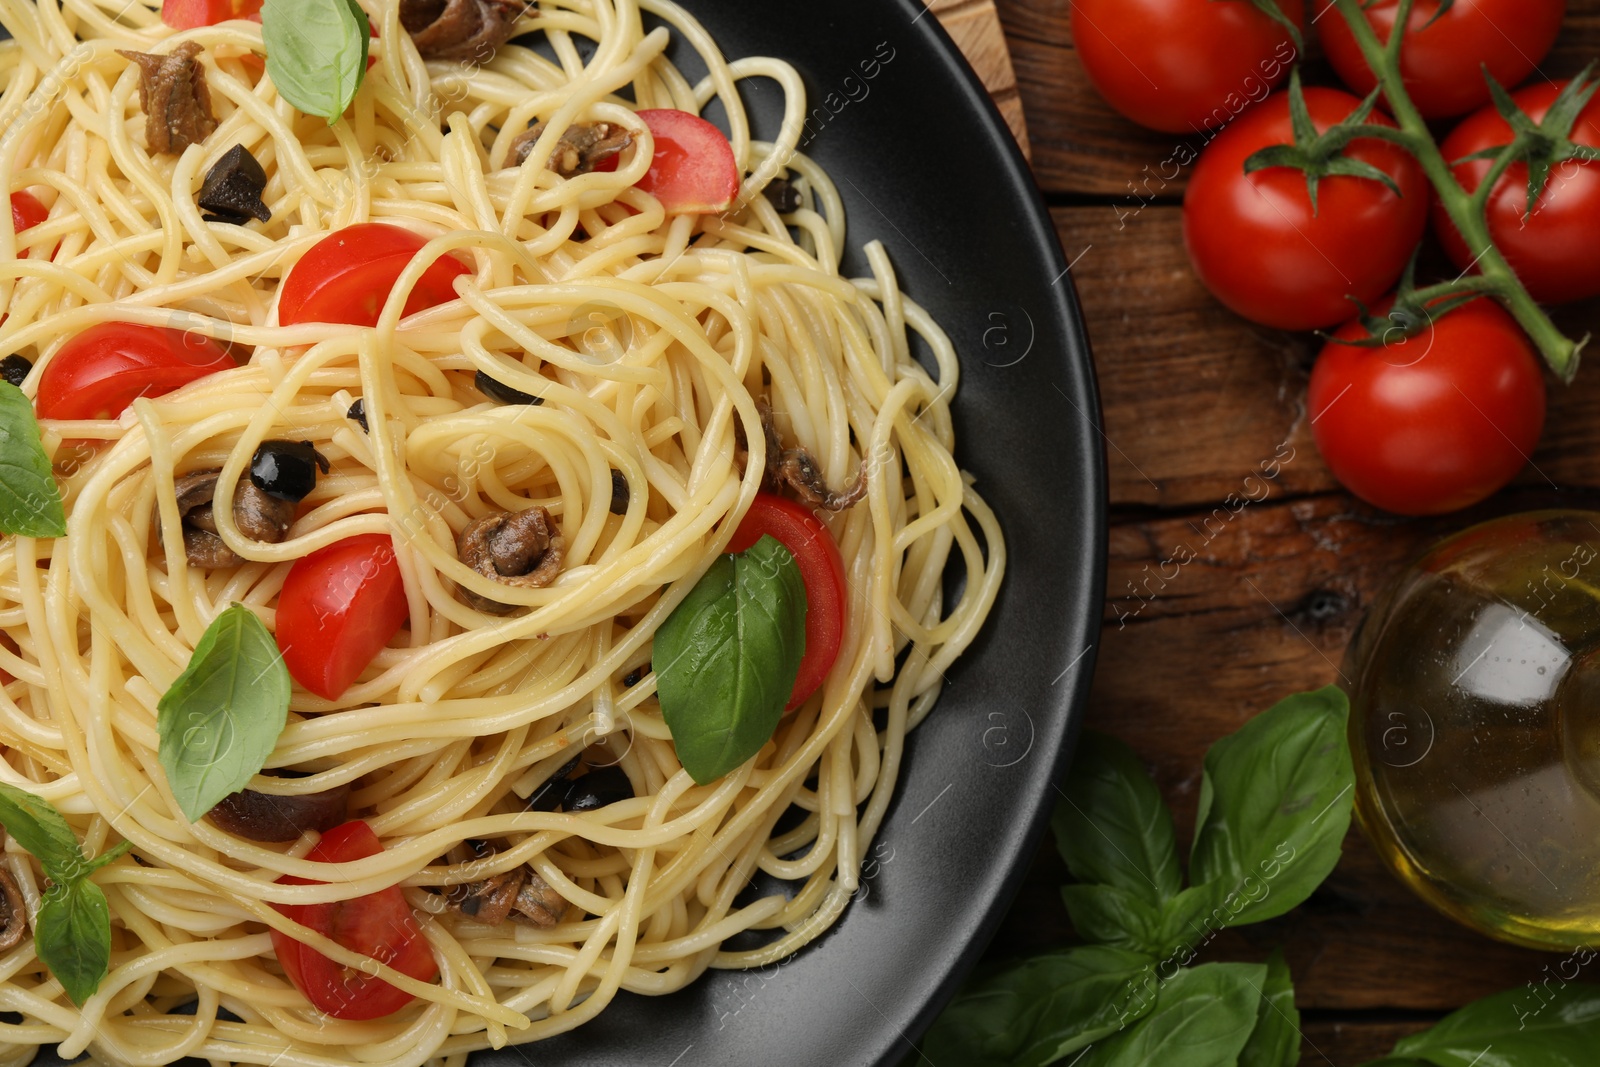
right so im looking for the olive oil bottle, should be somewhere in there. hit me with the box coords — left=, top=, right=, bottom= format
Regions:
left=1348, top=510, right=1600, bottom=949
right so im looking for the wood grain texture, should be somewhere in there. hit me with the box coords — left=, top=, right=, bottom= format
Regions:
left=932, top=0, right=1032, bottom=156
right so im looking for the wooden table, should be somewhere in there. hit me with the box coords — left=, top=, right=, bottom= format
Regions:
left=970, top=1, right=1600, bottom=1060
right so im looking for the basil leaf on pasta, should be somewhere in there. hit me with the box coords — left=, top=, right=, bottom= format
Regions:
left=158, top=604, right=291, bottom=822
left=0, top=383, right=65, bottom=539
left=654, top=536, right=806, bottom=785
left=34, top=879, right=112, bottom=1007
left=0, top=782, right=88, bottom=884
left=261, top=0, right=370, bottom=124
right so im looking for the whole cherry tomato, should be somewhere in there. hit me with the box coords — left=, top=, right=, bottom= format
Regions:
left=727, top=493, right=846, bottom=711
left=278, top=223, right=470, bottom=328
left=1070, top=0, right=1304, bottom=133
left=1318, top=0, right=1564, bottom=120
left=1434, top=80, right=1600, bottom=306
left=36, top=323, right=235, bottom=421
left=1183, top=86, right=1428, bottom=330
left=275, top=533, right=409, bottom=701
left=270, top=820, right=437, bottom=1020
left=633, top=110, right=740, bottom=214
left=1308, top=298, right=1546, bottom=515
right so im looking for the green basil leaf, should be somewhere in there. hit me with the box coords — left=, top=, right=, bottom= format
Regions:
left=654, top=536, right=806, bottom=785
left=0, top=782, right=87, bottom=884
left=35, top=878, right=112, bottom=1006
left=1189, top=686, right=1353, bottom=927
left=1391, top=981, right=1600, bottom=1066
left=0, top=382, right=65, bottom=538
left=1238, top=948, right=1300, bottom=1067
left=915, top=946, right=1157, bottom=1067
left=1053, top=731, right=1182, bottom=907
left=158, top=603, right=291, bottom=822
left=261, top=0, right=370, bottom=124
left=1060, top=883, right=1165, bottom=955
left=1078, top=962, right=1268, bottom=1067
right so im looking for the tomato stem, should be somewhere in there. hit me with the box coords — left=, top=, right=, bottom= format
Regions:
left=1331, top=0, right=1584, bottom=381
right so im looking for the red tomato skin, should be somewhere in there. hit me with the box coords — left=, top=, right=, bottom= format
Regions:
left=275, top=534, right=409, bottom=701
left=633, top=110, right=740, bottom=214
left=1308, top=298, right=1545, bottom=515
left=1183, top=87, right=1428, bottom=331
left=1319, top=0, right=1564, bottom=120
left=1070, top=0, right=1304, bottom=133
left=270, top=821, right=437, bottom=1020
left=726, top=493, right=846, bottom=711
left=1435, top=81, right=1600, bottom=306
left=278, top=223, right=470, bottom=328
left=36, top=323, right=235, bottom=421
left=7, top=191, right=53, bottom=261
left=160, top=0, right=261, bottom=27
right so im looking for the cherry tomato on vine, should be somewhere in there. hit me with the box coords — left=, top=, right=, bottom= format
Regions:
left=35, top=323, right=235, bottom=421
left=278, top=223, right=470, bottom=328
left=270, top=820, right=437, bottom=1019
left=1318, top=0, right=1564, bottom=120
left=160, top=0, right=261, bottom=28
left=1183, top=86, right=1428, bottom=331
left=1434, top=80, right=1600, bottom=306
left=633, top=109, right=739, bottom=214
left=275, top=534, right=409, bottom=701
left=1070, top=0, right=1304, bottom=134
left=1308, top=297, right=1545, bottom=516
left=727, top=493, right=846, bottom=711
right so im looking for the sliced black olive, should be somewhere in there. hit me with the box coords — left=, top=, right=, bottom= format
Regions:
left=563, top=765, right=632, bottom=813
left=761, top=175, right=802, bottom=214
left=347, top=399, right=369, bottom=433
left=475, top=369, right=544, bottom=406
left=0, top=355, right=31, bottom=388
left=249, top=439, right=330, bottom=503
left=198, top=144, right=272, bottom=225
left=525, top=753, right=582, bottom=812
left=609, top=469, right=629, bottom=516
left=621, top=666, right=644, bottom=688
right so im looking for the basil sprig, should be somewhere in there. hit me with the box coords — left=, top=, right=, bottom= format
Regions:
left=157, top=604, right=291, bottom=822
left=915, top=687, right=1353, bottom=1067
left=0, top=782, right=131, bottom=1005
left=261, top=0, right=371, bottom=124
left=0, top=382, right=66, bottom=538
left=653, top=535, right=806, bottom=785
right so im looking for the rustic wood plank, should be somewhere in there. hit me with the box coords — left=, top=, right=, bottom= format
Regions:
left=1056, top=204, right=1600, bottom=509
left=934, top=0, right=1032, bottom=156
left=1300, top=1020, right=1435, bottom=1064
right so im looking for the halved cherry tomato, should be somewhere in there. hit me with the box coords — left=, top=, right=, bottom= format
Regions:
left=270, top=820, right=437, bottom=1020
left=633, top=110, right=739, bottom=215
left=10, top=191, right=54, bottom=260
left=278, top=223, right=470, bottom=328
left=275, top=533, right=409, bottom=701
left=727, top=493, right=846, bottom=711
left=161, top=0, right=261, bottom=27
left=35, top=323, right=235, bottom=421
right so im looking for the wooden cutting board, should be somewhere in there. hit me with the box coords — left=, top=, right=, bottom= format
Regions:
left=930, top=0, right=1031, bottom=158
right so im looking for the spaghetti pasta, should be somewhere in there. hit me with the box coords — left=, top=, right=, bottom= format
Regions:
left=0, top=0, right=1004, bottom=1062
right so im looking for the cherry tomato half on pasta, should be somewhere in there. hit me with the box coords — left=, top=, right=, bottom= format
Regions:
left=1318, top=0, right=1564, bottom=120
left=277, top=223, right=470, bottom=328
left=1435, top=80, right=1600, bottom=306
left=159, top=0, right=261, bottom=28
left=275, top=533, right=409, bottom=701
left=632, top=109, right=740, bottom=214
left=270, top=820, right=437, bottom=1020
left=1070, top=0, right=1304, bottom=133
left=727, top=493, right=846, bottom=711
left=9, top=191, right=47, bottom=258
left=1308, top=298, right=1546, bottom=516
left=1183, top=86, right=1428, bottom=331
left=35, top=323, right=235, bottom=421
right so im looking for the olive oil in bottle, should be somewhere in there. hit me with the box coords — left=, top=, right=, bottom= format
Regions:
left=1347, top=510, right=1600, bottom=949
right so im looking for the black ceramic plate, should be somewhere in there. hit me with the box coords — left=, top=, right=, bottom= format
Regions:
left=492, top=4, right=1106, bottom=1066
left=11, top=1, right=1103, bottom=1063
